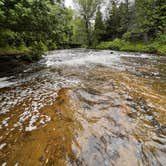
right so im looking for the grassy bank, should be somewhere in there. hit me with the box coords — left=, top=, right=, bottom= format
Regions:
left=96, top=39, right=166, bottom=55
left=0, top=41, right=54, bottom=62
left=0, top=45, right=29, bottom=55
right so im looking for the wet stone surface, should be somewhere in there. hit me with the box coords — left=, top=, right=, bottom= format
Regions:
left=0, top=49, right=166, bottom=166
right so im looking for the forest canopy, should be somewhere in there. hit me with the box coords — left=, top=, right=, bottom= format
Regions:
left=72, top=0, right=166, bottom=50
left=0, top=0, right=166, bottom=58
left=0, top=0, right=73, bottom=59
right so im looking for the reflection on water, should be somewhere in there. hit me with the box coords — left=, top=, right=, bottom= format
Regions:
left=0, top=49, right=166, bottom=165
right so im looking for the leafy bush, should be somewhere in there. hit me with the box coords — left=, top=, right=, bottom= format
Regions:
left=158, top=45, right=166, bottom=55
left=0, top=44, right=29, bottom=55
left=155, top=34, right=166, bottom=45
left=147, top=42, right=160, bottom=53
left=0, top=29, right=17, bottom=46
left=28, top=41, right=48, bottom=61
left=47, top=41, right=58, bottom=50
left=96, top=38, right=166, bottom=55
left=122, top=32, right=132, bottom=41
left=96, top=39, right=125, bottom=50
left=123, top=43, right=149, bottom=52
left=21, top=41, right=48, bottom=62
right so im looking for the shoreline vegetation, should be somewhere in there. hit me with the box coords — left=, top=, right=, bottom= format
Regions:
left=0, top=42, right=82, bottom=62
left=96, top=38, right=166, bottom=56
left=0, top=36, right=165, bottom=62
left=0, top=41, right=165, bottom=64
left=0, top=0, right=165, bottom=62
left=0, top=34, right=165, bottom=59
left=0, top=42, right=49, bottom=62
left=0, top=0, right=73, bottom=62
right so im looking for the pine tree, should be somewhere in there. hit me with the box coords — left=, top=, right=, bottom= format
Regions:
left=93, top=7, right=105, bottom=45
left=105, top=0, right=122, bottom=40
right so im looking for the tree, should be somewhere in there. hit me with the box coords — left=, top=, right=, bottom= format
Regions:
left=0, top=0, right=73, bottom=48
left=105, top=0, right=121, bottom=40
left=74, top=0, right=102, bottom=47
left=71, top=17, right=87, bottom=45
left=152, top=0, right=166, bottom=36
left=131, top=0, right=165, bottom=42
left=93, top=6, right=105, bottom=45
left=133, top=0, right=154, bottom=42
left=118, top=0, right=131, bottom=36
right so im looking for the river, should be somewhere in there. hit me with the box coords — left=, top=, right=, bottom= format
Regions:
left=0, top=49, right=166, bottom=166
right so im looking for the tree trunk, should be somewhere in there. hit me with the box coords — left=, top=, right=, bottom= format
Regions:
left=143, top=32, right=148, bottom=43
left=85, top=20, right=91, bottom=47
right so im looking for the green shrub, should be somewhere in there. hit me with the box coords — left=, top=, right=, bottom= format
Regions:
left=96, top=42, right=110, bottom=49
left=18, top=44, right=29, bottom=53
left=158, top=45, right=166, bottom=55
left=96, top=38, right=166, bottom=55
left=147, top=42, right=159, bottom=53
left=96, top=38, right=126, bottom=50
left=0, top=45, right=29, bottom=55
left=25, top=41, right=48, bottom=61
left=47, top=42, right=57, bottom=50
left=34, top=41, right=48, bottom=52
left=122, top=32, right=132, bottom=41
left=155, top=34, right=166, bottom=45
left=0, top=29, right=17, bottom=46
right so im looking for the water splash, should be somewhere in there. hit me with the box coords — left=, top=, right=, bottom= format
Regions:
left=0, top=49, right=166, bottom=165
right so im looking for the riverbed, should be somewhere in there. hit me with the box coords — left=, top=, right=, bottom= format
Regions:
left=0, top=49, right=166, bottom=165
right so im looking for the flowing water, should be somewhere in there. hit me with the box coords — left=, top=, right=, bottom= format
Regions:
left=0, top=49, right=166, bottom=166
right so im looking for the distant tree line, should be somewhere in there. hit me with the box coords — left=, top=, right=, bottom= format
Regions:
left=0, top=0, right=165, bottom=57
left=72, top=0, right=166, bottom=49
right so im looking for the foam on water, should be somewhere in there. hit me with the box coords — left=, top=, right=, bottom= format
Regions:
left=44, top=50, right=120, bottom=67
left=43, top=50, right=156, bottom=72
left=0, top=49, right=165, bottom=165
left=0, top=77, right=16, bottom=89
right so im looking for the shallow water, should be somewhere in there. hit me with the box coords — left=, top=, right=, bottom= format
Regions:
left=0, top=49, right=166, bottom=166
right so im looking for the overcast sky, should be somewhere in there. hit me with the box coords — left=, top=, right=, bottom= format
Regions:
left=65, top=0, right=133, bottom=8
left=64, top=0, right=132, bottom=13
left=65, top=0, right=73, bottom=8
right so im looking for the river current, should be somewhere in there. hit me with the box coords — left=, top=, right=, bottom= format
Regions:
left=0, top=49, right=166, bottom=165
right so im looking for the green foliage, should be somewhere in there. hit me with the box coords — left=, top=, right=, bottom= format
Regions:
left=96, top=38, right=166, bottom=55
left=47, top=41, right=57, bottom=50
left=96, top=39, right=125, bottom=50
left=0, top=45, right=29, bottom=55
left=0, top=0, right=73, bottom=60
left=71, top=17, right=87, bottom=46
left=93, top=7, right=105, bottom=46
left=155, top=35, right=166, bottom=45
left=97, top=0, right=166, bottom=44
left=0, top=0, right=165, bottom=57
left=25, top=41, right=48, bottom=61
left=104, top=0, right=132, bottom=40
left=122, top=32, right=132, bottom=41
left=121, top=43, right=150, bottom=52
left=158, top=45, right=166, bottom=55
left=0, top=29, right=17, bottom=46
left=130, top=0, right=166, bottom=42
left=74, top=0, right=102, bottom=47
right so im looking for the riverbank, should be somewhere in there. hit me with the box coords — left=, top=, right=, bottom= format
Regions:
left=0, top=42, right=81, bottom=63
left=0, top=53, right=29, bottom=77
left=0, top=45, right=29, bottom=55
left=96, top=39, right=166, bottom=56
left=0, top=42, right=49, bottom=62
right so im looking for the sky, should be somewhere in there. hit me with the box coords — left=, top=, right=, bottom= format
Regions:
left=65, top=0, right=74, bottom=8
left=64, top=0, right=132, bottom=13
left=65, top=0, right=112, bottom=10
